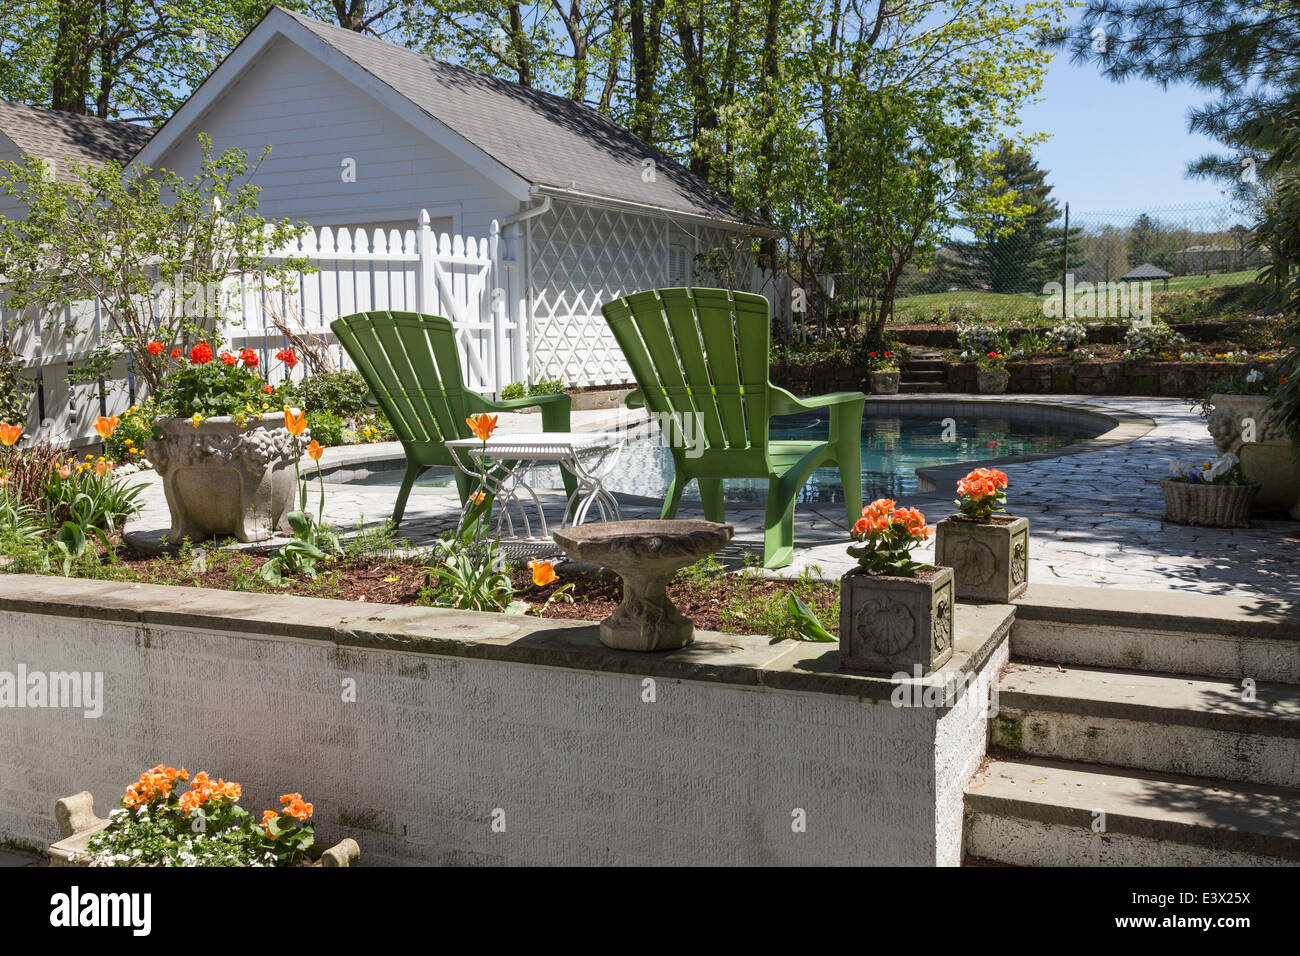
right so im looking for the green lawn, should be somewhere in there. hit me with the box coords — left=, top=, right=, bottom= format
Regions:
left=892, top=269, right=1264, bottom=324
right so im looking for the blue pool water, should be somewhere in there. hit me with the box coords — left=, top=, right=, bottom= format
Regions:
left=348, top=412, right=1099, bottom=505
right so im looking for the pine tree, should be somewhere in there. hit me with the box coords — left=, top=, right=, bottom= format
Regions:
left=952, top=145, right=1062, bottom=293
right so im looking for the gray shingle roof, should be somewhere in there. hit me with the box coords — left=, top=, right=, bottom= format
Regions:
left=281, top=9, right=754, bottom=227
left=1121, top=263, right=1173, bottom=280
left=0, top=100, right=152, bottom=183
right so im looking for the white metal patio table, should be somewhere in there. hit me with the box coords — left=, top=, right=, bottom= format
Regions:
left=443, top=431, right=625, bottom=551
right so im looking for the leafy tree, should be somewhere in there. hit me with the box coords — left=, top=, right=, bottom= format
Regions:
left=0, top=135, right=309, bottom=392
left=952, top=145, right=1061, bottom=293
left=0, top=0, right=269, bottom=120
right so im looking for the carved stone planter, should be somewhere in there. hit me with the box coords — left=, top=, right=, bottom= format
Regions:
left=1206, top=394, right=1300, bottom=519
left=553, top=519, right=733, bottom=651
left=869, top=370, right=901, bottom=395
left=934, top=515, right=1029, bottom=604
left=976, top=369, right=1009, bottom=394
left=146, top=413, right=300, bottom=543
left=1160, top=479, right=1259, bottom=528
left=48, top=791, right=359, bottom=867
left=839, top=566, right=954, bottom=675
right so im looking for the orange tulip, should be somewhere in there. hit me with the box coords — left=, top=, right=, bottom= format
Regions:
left=0, top=423, right=21, bottom=446
left=529, top=558, right=558, bottom=587
left=284, top=406, right=308, bottom=436
left=94, top=415, right=120, bottom=439
left=465, top=413, right=497, bottom=441
left=306, top=439, right=323, bottom=460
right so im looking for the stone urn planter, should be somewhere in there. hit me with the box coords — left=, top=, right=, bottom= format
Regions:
left=1160, top=479, right=1260, bottom=528
left=934, top=515, right=1029, bottom=604
left=869, top=370, right=901, bottom=395
left=553, top=519, right=733, bottom=651
left=48, top=791, right=360, bottom=867
left=976, top=369, right=1010, bottom=394
left=146, top=413, right=300, bottom=543
left=839, top=566, right=955, bottom=675
left=1206, top=394, right=1300, bottom=519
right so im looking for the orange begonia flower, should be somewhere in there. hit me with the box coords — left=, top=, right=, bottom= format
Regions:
left=465, top=413, right=497, bottom=441
left=529, top=559, right=558, bottom=587
left=279, top=792, right=314, bottom=821
left=306, top=439, right=323, bottom=460
left=0, top=423, right=21, bottom=446
left=284, top=406, right=308, bottom=436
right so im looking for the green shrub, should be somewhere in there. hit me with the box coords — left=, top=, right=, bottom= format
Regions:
left=529, top=379, right=565, bottom=396
left=500, top=381, right=527, bottom=400
left=105, top=398, right=160, bottom=463
left=282, top=370, right=372, bottom=417
left=0, top=341, right=34, bottom=428
left=305, top=409, right=346, bottom=447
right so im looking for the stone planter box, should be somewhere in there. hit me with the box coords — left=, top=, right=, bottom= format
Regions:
left=934, top=515, right=1029, bottom=604
left=839, top=565, right=954, bottom=675
left=976, top=369, right=1009, bottom=394
left=145, top=413, right=300, bottom=543
left=869, top=370, right=901, bottom=394
left=48, top=790, right=359, bottom=867
left=1206, top=393, right=1300, bottom=519
left=1160, top=479, right=1260, bottom=528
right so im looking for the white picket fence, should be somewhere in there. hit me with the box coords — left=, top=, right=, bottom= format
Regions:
left=0, top=209, right=524, bottom=446
left=0, top=205, right=793, bottom=447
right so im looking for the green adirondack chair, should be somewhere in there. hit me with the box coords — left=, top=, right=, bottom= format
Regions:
left=601, top=288, right=865, bottom=570
left=331, top=311, right=576, bottom=526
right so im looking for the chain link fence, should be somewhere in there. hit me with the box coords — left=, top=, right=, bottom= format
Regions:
left=887, top=200, right=1266, bottom=324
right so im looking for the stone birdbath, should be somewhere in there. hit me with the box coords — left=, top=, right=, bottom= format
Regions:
left=552, top=519, right=733, bottom=652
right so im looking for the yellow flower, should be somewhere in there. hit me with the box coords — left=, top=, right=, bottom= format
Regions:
left=190, top=413, right=204, bottom=428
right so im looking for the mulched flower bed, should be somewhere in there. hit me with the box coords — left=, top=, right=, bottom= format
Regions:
left=94, top=547, right=841, bottom=639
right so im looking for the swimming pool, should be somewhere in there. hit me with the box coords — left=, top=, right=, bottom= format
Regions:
left=343, top=409, right=1103, bottom=505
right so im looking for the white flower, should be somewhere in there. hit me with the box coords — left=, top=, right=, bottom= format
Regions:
left=1246, top=369, right=1263, bottom=383
left=1205, top=452, right=1240, bottom=481
left=1165, top=458, right=1186, bottom=477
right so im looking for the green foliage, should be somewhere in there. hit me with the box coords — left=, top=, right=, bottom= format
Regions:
left=421, top=536, right=525, bottom=614
left=83, top=768, right=317, bottom=868
left=528, top=378, right=565, bottom=396
left=260, top=454, right=339, bottom=585
left=0, top=341, right=34, bottom=428
left=304, top=410, right=346, bottom=447
left=500, top=381, right=527, bottom=400
left=0, top=136, right=309, bottom=393
left=787, top=592, right=837, bottom=642
left=0, top=0, right=265, bottom=120
left=105, top=399, right=159, bottom=462
left=280, top=370, right=373, bottom=417
left=152, top=350, right=275, bottom=419
left=41, top=463, right=145, bottom=533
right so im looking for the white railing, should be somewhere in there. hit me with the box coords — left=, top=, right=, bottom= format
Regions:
left=0, top=209, right=525, bottom=446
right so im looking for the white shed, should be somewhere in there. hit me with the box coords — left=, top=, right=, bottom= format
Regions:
left=132, top=6, right=776, bottom=390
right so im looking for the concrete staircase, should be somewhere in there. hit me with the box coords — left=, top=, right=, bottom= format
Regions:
left=899, top=351, right=948, bottom=393
left=964, top=585, right=1300, bottom=866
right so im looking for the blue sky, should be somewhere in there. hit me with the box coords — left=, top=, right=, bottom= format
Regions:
left=1020, top=46, right=1233, bottom=217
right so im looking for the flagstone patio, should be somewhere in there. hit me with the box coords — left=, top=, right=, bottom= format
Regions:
left=122, top=395, right=1300, bottom=599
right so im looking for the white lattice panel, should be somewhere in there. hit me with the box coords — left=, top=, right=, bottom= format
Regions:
left=528, top=203, right=670, bottom=387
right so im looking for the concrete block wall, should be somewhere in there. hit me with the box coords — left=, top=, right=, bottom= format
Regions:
left=0, top=577, right=1011, bottom=865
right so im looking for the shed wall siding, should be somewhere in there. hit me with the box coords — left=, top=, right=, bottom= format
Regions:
left=150, top=37, right=521, bottom=236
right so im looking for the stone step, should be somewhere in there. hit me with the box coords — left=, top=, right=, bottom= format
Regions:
left=994, top=662, right=1300, bottom=786
left=904, top=359, right=947, bottom=372
left=1013, top=584, right=1300, bottom=684
left=965, top=757, right=1300, bottom=866
left=903, top=370, right=947, bottom=382
left=897, top=382, right=944, bottom=393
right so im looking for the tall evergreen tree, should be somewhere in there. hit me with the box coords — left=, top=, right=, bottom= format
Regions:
left=952, top=145, right=1061, bottom=293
